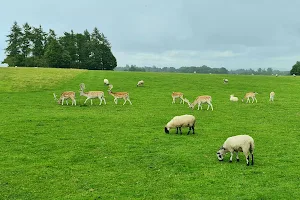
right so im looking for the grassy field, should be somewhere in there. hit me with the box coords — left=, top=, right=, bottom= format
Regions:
left=0, top=67, right=299, bottom=199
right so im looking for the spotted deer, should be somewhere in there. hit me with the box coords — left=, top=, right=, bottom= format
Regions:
left=242, top=92, right=258, bottom=103
left=108, top=90, right=132, bottom=105
left=79, top=83, right=106, bottom=105
left=53, top=91, right=76, bottom=106
left=172, top=92, right=184, bottom=104
left=184, top=95, right=213, bottom=111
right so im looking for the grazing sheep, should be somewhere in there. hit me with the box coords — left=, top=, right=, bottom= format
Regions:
left=137, top=80, right=144, bottom=87
left=293, top=74, right=296, bottom=77
left=223, top=79, right=229, bottom=84
left=269, top=91, right=275, bottom=102
left=216, top=135, right=255, bottom=166
left=230, top=94, right=238, bottom=102
left=104, top=79, right=109, bottom=85
left=164, top=114, right=196, bottom=135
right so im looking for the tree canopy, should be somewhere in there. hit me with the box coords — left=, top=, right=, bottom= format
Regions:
left=2, top=21, right=117, bottom=70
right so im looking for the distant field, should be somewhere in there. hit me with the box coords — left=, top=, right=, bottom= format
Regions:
left=0, top=67, right=299, bottom=199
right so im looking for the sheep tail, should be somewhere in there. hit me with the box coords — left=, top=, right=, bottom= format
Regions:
left=249, top=141, right=254, bottom=153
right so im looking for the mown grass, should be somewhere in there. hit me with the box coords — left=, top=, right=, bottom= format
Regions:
left=0, top=67, right=299, bottom=199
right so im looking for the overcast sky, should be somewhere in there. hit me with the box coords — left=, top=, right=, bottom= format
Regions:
left=1, top=0, right=300, bottom=70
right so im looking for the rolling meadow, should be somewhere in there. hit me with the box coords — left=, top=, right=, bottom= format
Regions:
left=0, top=67, right=299, bottom=199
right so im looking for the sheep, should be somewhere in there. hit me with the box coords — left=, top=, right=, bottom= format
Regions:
left=230, top=94, right=238, bottom=102
left=269, top=91, right=275, bottom=102
left=216, top=135, right=255, bottom=166
left=223, top=79, right=228, bottom=84
left=104, top=79, right=109, bottom=85
left=164, top=114, right=196, bottom=135
left=137, top=80, right=144, bottom=87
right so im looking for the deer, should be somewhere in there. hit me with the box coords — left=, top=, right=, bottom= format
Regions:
left=269, top=91, right=275, bottom=102
left=108, top=89, right=132, bottom=105
left=79, top=83, right=106, bottom=105
left=172, top=92, right=185, bottom=104
left=53, top=91, right=76, bottom=106
left=183, top=95, right=213, bottom=111
left=242, top=92, right=258, bottom=103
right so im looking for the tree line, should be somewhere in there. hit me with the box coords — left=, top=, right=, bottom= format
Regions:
left=2, top=21, right=117, bottom=70
left=115, top=64, right=290, bottom=75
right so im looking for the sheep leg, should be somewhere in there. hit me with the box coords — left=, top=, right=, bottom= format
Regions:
left=192, top=126, right=195, bottom=134
left=236, top=152, right=239, bottom=162
left=187, top=127, right=191, bottom=135
left=246, top=155, right=250, bottom=166
left=229, top=152, right=233, bottom=162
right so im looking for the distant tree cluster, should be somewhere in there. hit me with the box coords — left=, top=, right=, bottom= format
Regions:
left=290, top=61, right=300, bottom=75
left=2, top=21, right=117, bottom=70
left=115, top=65, right=289, bottom=75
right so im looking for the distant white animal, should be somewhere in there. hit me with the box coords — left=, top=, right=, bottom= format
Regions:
left=171, top=92, right=184, bottom=104
left=293, top=74, right=296, bottom=77
left=137, top=80, right=144, bottom=87
left=216, top=135, right=255, bottom=166
left=104, top=79, right=109, bottom=85
left=164, top=114, right=196, bottom=135
left=223, top=79, right=228, bottom=84
left=269, top=91, right=275, bottom=102
left=230, top=95, right=238, bottom=102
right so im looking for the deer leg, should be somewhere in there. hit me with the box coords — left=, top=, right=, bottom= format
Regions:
left=127, top=98, right=132, bottom=105
left=102, top=97, right=106, bottom=105
left=84, top=98, right=90, bottom=104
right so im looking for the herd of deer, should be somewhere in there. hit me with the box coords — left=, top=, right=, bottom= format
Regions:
left=171, top=91, right=275, bottom=111
left=53, top=78, right=274, bottom=109
left=53, top=80, right=136, bottom=106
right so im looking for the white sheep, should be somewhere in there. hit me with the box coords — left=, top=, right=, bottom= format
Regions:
left=216, top=135, right=255, bottom=166
left=223, top=79, right=229, bottom=84
left=164, top=114, right=196, bottom=135
left=230, top=94, right=238, bottom=102
left=269, top=91, right=275, bottom=102
left=137, top=80, right=144, bottom=87
left=104, top=79, right=109, bottom=85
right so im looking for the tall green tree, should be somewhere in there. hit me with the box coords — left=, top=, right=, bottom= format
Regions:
left=44, top=30, right=71, bottom=68
left=290, top=61, right=300, bottom=75
left=21, top=22, right=33, bottom=66
left=3, top=21, right=23, bottom=66
left=31, top=25, right=46, bottom=66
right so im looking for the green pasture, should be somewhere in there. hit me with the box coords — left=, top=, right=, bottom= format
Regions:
left=0, top=67, right=299, bottom=199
